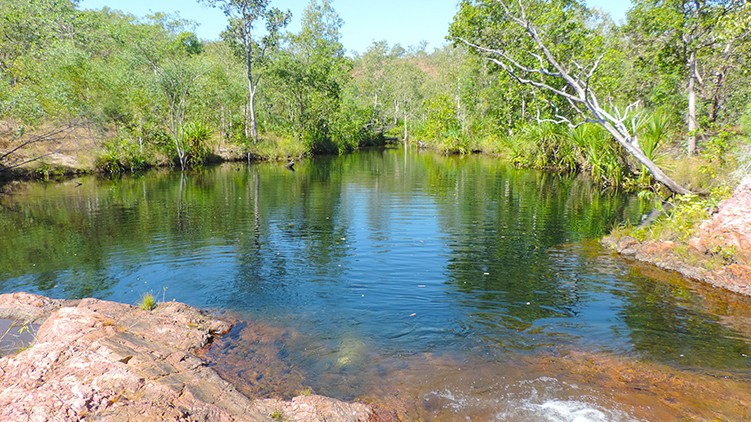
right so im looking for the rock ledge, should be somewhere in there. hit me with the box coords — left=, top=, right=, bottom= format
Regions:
left=604, top=176, right=751, bottom=296
left=0, top=292, right=372, bottom=421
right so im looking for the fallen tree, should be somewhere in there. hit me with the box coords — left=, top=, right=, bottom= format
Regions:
left=450, top=0, right=692, bottom=194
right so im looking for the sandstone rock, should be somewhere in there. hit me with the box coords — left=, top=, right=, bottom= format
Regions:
left=0, top=293, right=373, bottom=421
left=689, top=176, right=751, bottom=264
left=0, top=291, right=67, bottom=323
left=606, top=176, right=751, bottom=296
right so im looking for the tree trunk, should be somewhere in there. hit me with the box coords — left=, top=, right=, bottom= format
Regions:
left=245, top=38, right=259, bottom=144
left=458, top=6, right=693, bottom=195
left=687, top=49, right=698, bottom=155
left=403, top=99, right=408, bottom=143
left=249, top=86, right=258, bottom=143
left=603, top=121, right=692, bottom=194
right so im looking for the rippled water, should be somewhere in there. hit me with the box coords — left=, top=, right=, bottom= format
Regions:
left=2, top=148, right=751, bottom=419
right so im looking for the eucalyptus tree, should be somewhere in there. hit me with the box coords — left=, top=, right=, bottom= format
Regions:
left=201, top=0, right=291, bottom=143
left=626, top=0, right=751, bottom=155
left=269, top=0, right=351, bottom=152
left=158, top=59, right=206, bottom=170
left=450, top=0, right=692, bottom=194
left=0, top=0, right=80, bottom=79
left=389, top=57, right=428, bottom=142
left=193, top=42, right=247, bottom=143
left=350, top=41, right=428, bottom=141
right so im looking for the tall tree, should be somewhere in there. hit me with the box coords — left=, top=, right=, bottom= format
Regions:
left=201, top=0, right=290, bottom=143
left=268, top=0, right=350, bottom=152
left=626, top=0, right=751, bottom=155
left=450, top=0, right=692, bottom=194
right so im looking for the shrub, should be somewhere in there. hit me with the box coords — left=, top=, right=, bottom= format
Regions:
left=183, top=121, right=213, bottom=167
left=95, top=138, right=149, bottom=174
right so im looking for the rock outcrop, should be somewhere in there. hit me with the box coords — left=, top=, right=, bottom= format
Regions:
left=606, top=176, right=751, bottom=296
left=0, top=293, right=372, bottom=421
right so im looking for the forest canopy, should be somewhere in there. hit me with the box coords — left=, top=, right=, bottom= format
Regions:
left=1, top=0, right=750, bottom=191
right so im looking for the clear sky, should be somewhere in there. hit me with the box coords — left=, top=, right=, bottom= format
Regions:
left=78, top=0, right=633, bottom=55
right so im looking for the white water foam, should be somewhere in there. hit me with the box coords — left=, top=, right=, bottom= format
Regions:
left=495, top=377, right=640, bottom=422
left=504, top=399, right=633, bottom=422
left=422, top=376, right=639, bottom=421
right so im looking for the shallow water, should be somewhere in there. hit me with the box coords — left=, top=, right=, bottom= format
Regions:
left=2, top=148, right=751, bottom=419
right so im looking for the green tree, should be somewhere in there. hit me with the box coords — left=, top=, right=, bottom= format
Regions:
left=626, top=0, right=751, bottom=155
left=202, top=0, right=291, bottom=143
left=268, top=0, right=351, bottom=152
left=158, top=59, right=205, bottom=170
left=450, top=0, right=692, bottom=194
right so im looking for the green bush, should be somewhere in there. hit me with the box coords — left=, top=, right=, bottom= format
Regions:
left=741, top=103, right=751, bottom=136
left=570, top=123, right=627, bottom=189
left=95, top=138, right=149, bottom=174
left=184, top=121, right=213, bottom=167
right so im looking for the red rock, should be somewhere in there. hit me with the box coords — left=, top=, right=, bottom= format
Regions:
left=0, top=294, right=373, bottom=421
left=606, top=176, right=751, bottom=296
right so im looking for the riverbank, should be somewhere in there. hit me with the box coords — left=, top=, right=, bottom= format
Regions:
left=0, top=292, right=374, bottom=421
left=0, top=122, right=314, bottom=183
left=604, top=175, right=751, bottom=296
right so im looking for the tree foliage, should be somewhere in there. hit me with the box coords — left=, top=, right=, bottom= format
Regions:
left=0, top=0, right=748, bottom=188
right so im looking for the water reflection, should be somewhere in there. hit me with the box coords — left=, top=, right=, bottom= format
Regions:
left=0, top=148, right=750, bottom=378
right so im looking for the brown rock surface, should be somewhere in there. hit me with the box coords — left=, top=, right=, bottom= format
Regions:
left=605, top=176, right=751, bottom=296
left=689, top=176, right=751, bottom=263
left=0, top=293, right=372, bottom=421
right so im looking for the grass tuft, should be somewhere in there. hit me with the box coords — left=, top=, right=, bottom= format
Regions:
left=138, top=293, right=156, bottom=311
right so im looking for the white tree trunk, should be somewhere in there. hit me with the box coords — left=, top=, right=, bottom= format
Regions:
left=459, top=1, right=692, bottom=194
left=687, top=50, right=699, bottom=156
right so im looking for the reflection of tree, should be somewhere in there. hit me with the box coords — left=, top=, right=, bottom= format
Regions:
left=2, top=149, right=748, bottom=370
left=176, top=172, right=186, bottom=231
left=620, top=274, right=751, bottom=370
left=234, top=168, right=271, bottom=299
left=228, top=159, right=353, bottom=313
left=422, top=158, right=641, bottom=339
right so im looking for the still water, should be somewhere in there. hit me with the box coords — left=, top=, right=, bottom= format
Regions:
left=2, top=149, right=751, bottom=420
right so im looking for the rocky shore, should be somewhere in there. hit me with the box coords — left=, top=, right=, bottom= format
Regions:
left=0, top=292, right=373, bottom=421
left=605, top=176, right=751, bottom=296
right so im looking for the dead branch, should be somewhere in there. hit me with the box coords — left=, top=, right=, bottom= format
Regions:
left=460, top=0, right=691, bottom=194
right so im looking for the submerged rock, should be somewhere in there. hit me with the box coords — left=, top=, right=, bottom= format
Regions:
left=605, top=176, right=751, bottom=296
left=0, top=293, right=373, bottom=421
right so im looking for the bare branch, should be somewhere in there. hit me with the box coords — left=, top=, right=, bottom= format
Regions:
left=530, top=52, right=561, bottom=76
left=0, top=126, right=70, bottom=172
left=460, top=39, right=584, bottom=104
left=461, top=0, right=692, bottom=194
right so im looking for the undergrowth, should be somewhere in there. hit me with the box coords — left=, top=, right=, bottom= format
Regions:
left=612, top=185, right=733, bottom=243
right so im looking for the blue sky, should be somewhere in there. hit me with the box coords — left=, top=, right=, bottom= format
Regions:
left=79, top=0, right=633, bottom=55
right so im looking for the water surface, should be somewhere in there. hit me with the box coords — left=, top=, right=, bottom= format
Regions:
left=2, top=149, right=750, bottom=419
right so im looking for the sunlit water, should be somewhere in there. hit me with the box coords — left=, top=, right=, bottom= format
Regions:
left=2, top=148, right=751, bottom=420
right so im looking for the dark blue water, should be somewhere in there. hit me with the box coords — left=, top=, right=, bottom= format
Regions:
left=2, top=149, right=751, bottom=415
